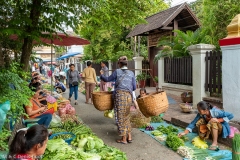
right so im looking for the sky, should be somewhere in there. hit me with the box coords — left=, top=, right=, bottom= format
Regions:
left=171, top=0, right=196, bottom=6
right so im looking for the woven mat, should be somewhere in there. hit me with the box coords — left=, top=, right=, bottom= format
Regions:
left=139, top=122, right=232, bottom=160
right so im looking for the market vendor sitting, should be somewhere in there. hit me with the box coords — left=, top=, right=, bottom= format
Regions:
left=29, top=77, right=41, bottom=92
left=55, top=78, right=66, bottom=93
left=178, top=101, right=234, bottom=151
left=25, top=90, right=52, bottom=128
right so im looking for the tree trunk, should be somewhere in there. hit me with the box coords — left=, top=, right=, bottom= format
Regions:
left=20, top=0, right=42, bottom=71
left=20, top=38, right=33, bottom=71
left=0, top=43, right=4, bottom=68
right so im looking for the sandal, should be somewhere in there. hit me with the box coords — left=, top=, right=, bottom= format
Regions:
left=208, top=145, right=219, bottom=151
left=75, top=102, right=78, bottom=105
left=116, top=140, right=127, bottom=144
left=127, top=139, right=132, bottom=143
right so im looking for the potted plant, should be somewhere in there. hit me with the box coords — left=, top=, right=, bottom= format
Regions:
left=154, top=76, right=158, bottom=85
left=136, top=72, right=150, bottom=88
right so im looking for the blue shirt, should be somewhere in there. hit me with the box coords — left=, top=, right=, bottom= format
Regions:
left=100, top=69, right=136, bottom=94
left=186, top=107, right=234, bottom=138
left=55, top=82, right=66, bottom=90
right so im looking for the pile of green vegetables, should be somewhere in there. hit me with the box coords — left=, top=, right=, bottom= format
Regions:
left=151, top=125, right=188, bottom=151
left=157, top=125, right=178, bottom=135
left=166, top=133, right=184, bottom=151
left=151, top=116, right=163, bottom=123
left=45, top=117, right=127, bottom=160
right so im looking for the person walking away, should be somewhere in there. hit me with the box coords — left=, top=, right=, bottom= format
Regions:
left=8, top=125, right=48, bottom=160
left=82, top=61, right=98, bottom=104
left=178, top=101, right=233, bottom=151
left=55, top=79, right=66, bottom=93
left=42, top=63, right=47, bottom=78
left=100, top=56, right=136, bottom=144
left=100, top=61, right=111, bottom=91
left=66, top=64, right=81, bottom=105
left=53, top=65, right=60, bottom=81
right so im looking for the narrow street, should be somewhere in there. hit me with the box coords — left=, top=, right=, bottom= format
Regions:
left=63, top=91, right=182, bottom=160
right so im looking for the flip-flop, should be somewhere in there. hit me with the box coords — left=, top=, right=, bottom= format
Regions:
left=208, top=145, right=219, bottom=151
left=127, top=139, right=132, bottom=143
left=116, top=140, right=127, bottom=144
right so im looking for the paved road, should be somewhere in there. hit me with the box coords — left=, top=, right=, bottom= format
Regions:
left=63, top=91, right=182, bottom=160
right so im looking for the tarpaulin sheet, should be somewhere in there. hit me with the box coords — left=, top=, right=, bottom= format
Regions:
left=140, top=122, right=232, bottom=160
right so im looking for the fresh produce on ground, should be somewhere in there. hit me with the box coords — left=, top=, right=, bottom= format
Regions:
left=177, top=146, right=194, bottom=159
left=191, top=136, right=208, bottom=149
left=52, top=133, right=74, bottom=140
left=191, top=148, right=210, bottom=160
left=151, top=130, right=164, bottom=137
left=166, top=133, right=184, bottom=151
left=233, top=133, right=240, bottom=160
left=180, top=135, right=189, bottom=142
left=130, top=109, right=151, bottom=128
left=51, top=128, right=67, bottom=134
left=43, top=139, right=78, bottom=160
left=145, top=125, right=154, bottom=131
left=0, top=127, right=11, bottom=151
left=155, top=135, right=166, bottom=141
left=61, top=114, right=83, bottom=124
left=97, top=145, right=127, bottom=160
left=70, top=124, right=93, bottom=135
left=151, top=116, right=163, bottom=123
left=157, top=125, right=179, bottom=135
left=81, top=90, right=86, bottom=95
left=104, top=110, right=114, bottom=118
left=71, top=134, right=104, bottom=151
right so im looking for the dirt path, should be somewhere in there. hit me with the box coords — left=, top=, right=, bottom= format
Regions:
left=63, top=91, right=182, bottom=160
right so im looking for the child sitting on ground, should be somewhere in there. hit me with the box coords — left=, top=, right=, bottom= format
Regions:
left=137, top=88, right=148, bottom=99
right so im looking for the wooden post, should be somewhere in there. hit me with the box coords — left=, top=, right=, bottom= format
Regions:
left=174, top=19, right=178, bottom=36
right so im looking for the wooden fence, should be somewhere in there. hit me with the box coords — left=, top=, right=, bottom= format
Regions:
left=205, top=51, right=222, bottom=96
left=164, top=57, right=192, bottom=85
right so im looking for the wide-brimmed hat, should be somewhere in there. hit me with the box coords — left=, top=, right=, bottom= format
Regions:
left=118, top=56, right=128, bottom=63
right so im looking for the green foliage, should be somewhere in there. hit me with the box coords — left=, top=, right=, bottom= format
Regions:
left=200, top=0, right=240, bottom=48
left=0, top=126, right=11, bottom=151
left=166, top=133, right=184, bottom=151
left=79, top=0, right=170, bottom=62
left=188, top=0, right=203, bottom=20
left=154, top=29, right=203, bottom=62
left=136, top=72, right=150, bottom=82
left=0, top=70, right=33, bottom=119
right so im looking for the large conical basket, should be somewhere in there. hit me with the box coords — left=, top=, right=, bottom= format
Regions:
left=137, top=91, right=169, bottom=118
left=92, top=91, right=114, bottom=111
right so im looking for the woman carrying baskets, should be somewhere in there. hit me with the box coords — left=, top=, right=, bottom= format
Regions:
left=100, top=56, right=136, bottom=144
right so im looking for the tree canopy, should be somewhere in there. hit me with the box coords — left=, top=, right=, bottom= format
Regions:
left=189, top=0, right=240, bottom=48
left=78, top=0, right=170, bottom=62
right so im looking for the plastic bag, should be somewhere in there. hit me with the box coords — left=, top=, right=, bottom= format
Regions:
left=50, top=114, right=61, bottom=126
left=229, top=126, right=240, bottom=138
left=58, top=107, right=67, bottom=117
left=46, top=95, right=56, bottom=104
left=0, top=101, right=11, bottom=131
left=65, top=104, right=76, bottom=115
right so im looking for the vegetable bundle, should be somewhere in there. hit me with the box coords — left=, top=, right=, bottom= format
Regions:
left=157, top=125, right=178, bottom=135
left=166, top=133, right=184, bottom=151
left=233, top=133, right=240, bottom=160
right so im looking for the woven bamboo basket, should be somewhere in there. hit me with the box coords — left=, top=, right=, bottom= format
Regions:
left=179, top=103, right=193, bottom=113
left=92, top=91, right=113, bottom=111
left=137, top=91, right=169, bottom=118
left=181, top=92, right=193, bottom=103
